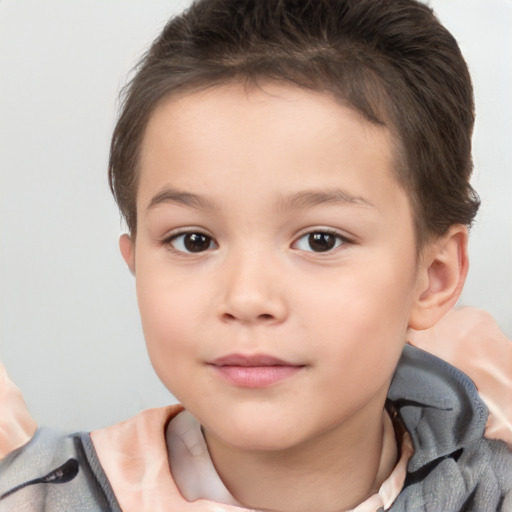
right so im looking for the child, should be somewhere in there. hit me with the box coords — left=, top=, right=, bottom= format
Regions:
left=1, top=0, right=511, bottom=510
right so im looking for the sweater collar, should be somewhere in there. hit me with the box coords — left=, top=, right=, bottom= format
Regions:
left=388, top=344, right=488, bottom=473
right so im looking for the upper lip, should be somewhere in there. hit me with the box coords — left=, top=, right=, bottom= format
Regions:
left=211, top=354, right=300, bottom=367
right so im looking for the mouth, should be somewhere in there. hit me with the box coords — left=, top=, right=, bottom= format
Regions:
left=208, top=354, right=305, bottom=388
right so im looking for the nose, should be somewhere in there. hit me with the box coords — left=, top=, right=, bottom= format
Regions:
left=217, top=249, right=288, bottom=325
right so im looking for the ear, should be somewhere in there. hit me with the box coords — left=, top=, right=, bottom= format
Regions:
left=119, top=233, right=136, bottom=275
left=408, top=225, right=469, bottom=331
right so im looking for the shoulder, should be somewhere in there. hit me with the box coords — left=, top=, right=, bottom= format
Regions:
left=0, top=361, right=122, bottom=511
left=393, top=435, right=512, bottom=511
left=0, top=359, right=183, bottom=511
left=0, top=427, right=121, bottom=511
left=408, top=306, right=512, bottom=445
left=389, top=344, right=512, bottom=511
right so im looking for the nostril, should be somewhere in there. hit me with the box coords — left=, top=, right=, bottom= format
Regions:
left=221, top=312, right=276, bottom=323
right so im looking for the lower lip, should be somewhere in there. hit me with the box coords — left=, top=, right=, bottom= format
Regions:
left=211, top=365, right=302, bottom=388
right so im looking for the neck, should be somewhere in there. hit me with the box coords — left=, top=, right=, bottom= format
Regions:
left=204, top=404, right=397, bottom=512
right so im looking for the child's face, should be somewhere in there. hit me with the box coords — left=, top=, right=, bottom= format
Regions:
left=124, top=82, right=425, bottom=451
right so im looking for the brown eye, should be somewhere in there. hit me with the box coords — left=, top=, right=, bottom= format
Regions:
left=294, top=231, right=344, bottom=252
left=308, top=233, right=337, bottom=252
left=169, top=232, right=216, bottom=253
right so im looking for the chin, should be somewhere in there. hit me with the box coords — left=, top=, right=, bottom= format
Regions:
left=204, top=413, right=309, bottom=452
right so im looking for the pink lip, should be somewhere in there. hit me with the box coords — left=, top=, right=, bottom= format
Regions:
left=209, top=354, right=304, bottom=388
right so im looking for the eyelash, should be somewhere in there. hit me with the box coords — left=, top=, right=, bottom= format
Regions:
left=162, top=228, right=351, bottom=255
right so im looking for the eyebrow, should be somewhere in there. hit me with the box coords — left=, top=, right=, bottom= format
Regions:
left=147, top=187, right=219, bottom=211
left=277, top=189, right=374, bottom=211
left=146, top=186, right=374, bottom=213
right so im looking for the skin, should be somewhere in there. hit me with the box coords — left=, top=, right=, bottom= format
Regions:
left=120, top=82, right=468, bottom=511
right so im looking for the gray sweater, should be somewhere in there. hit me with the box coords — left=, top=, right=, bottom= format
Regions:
left=0, top=345, right=511, bottom=511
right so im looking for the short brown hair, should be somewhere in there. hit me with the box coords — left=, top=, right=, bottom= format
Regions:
left=109, top=0, right=480, bottom=242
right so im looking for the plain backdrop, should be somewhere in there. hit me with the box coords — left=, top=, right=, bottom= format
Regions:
left=1, top=0, right=511, bottom=432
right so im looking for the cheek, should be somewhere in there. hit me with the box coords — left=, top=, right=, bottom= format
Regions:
left=135, top=268, right=204, bottom=388
left=300, top=258, right=416, bottom=378
left=136, top=253, right=209, bottom=336
left=301, top=257, right=415, bottom=331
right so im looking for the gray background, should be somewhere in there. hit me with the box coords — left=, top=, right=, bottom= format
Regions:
left=1, top=0, right=511, bottom=432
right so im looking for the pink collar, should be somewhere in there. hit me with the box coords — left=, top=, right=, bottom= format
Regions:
left=92, top=406, right=413, bottom=511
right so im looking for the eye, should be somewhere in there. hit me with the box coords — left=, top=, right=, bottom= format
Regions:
left=167, top=232, right=217, bottom=253
left=293, top=231, right=345, bottom=253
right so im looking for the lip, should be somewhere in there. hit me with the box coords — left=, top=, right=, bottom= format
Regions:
left=209, top=353, right=304, bottom=388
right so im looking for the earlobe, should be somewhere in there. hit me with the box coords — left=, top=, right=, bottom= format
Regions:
left=408, top=225, right=469, bottom=331
left=119, top=233, right=136, bottom=276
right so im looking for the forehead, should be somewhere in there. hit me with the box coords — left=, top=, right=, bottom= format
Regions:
left=137, top=82, right=410, bottom=219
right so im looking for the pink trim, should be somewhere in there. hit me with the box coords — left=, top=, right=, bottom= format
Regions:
left=91, top=406, right=250, bottom=511
left=0, top=361, right=37, bottom=460
left=409, top=307, right=512, bottom=448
